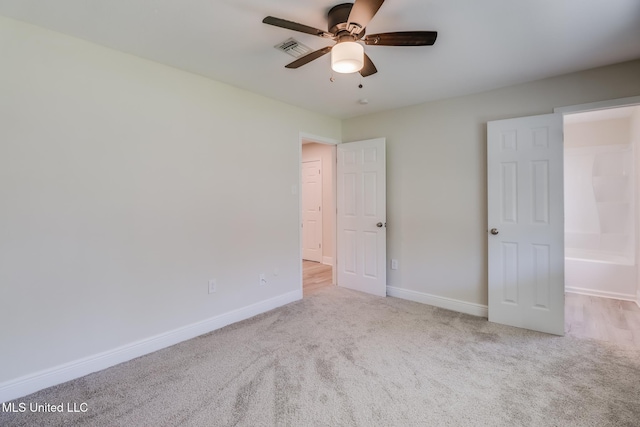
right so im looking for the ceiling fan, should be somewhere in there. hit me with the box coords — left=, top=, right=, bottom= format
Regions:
left=262, top=0, right=437, bottom=77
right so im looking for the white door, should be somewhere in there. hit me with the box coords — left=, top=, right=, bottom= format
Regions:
left=487, top=113, right=564, bottom=335
left=302, top=160, right=323, bottom=262
left=337, top=138, right=386, bottom=297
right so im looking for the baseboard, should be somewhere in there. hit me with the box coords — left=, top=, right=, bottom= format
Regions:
left=0, top=289, right=302, bottom=403
left=387, top=286, right=488, bottom=318
left=565, top=286, right=636, bottom=302
left=322, top=256, right=333, bottom=266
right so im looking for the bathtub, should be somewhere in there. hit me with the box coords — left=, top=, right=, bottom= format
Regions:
left=565, top=247, right=636, bottom=300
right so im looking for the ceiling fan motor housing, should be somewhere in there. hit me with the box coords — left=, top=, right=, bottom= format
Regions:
left=328, top=3, right=365, bottom=39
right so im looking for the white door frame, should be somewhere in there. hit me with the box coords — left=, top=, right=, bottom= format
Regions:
left=554, top=95, right=640, bottom=115
left=299, top=132, right=339, bottom=288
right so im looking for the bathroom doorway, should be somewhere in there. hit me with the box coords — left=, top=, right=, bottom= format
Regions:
left=563, top=104, right=640, bottom=345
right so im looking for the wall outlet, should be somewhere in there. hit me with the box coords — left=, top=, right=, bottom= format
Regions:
left=391, top=259, right=399, bottom=270
left=259, top=274, right=267, bottom=286
left=208, top=279, right=217, bottom=294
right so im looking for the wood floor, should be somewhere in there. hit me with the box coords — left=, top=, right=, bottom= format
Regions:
left=302, top=261, right=640, bottom=348
left=302, top=260, right=333, bottom=297
left=565, top=292, right=640, bottom=348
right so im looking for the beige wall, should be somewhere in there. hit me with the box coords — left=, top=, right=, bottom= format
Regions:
left=0, top=15, right=340, bottom=387
left=343, top=59, right=640, bottom=308
left=301, top=142, right=335, bottom=263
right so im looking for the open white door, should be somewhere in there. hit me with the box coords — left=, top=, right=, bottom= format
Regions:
left=337, top=138, right=386, bottom=297
left=487, top=113, right=564, bottom=335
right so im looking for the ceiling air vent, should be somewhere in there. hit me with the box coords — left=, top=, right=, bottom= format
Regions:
left=274, top=38, right=312, bottom=58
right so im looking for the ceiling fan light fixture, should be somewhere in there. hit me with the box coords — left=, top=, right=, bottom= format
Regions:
left=331, top=41, right=364, bottom=73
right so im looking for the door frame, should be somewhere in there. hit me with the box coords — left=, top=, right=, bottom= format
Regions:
left=554, top=95, right=640, bottom=115
left=299, top=132, right=340, bottom=288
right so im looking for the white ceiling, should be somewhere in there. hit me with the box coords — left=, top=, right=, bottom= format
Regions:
left=1, top=0, right=639, bottom=119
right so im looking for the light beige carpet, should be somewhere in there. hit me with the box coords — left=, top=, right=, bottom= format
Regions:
left=2, top=286, right=639, bottom=426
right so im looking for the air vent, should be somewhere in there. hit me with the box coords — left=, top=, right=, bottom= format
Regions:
left=274, top=38, right=312, bottom=58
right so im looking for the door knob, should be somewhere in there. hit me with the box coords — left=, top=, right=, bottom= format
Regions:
left=490, top=228, right=499, bottom=235
left=377, top=222, right=384, bottom=228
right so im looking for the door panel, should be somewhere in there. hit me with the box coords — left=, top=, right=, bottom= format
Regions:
left=487, top=113, right=564, bottom=335
left=302, top=160, right=322, bottom=262
left=337, top=138, right=386, bottom=297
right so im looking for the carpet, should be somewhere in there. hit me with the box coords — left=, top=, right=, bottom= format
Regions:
left=2, top=286, right=639, bottom=426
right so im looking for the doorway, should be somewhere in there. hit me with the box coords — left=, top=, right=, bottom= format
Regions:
left=299, top=134, right=388, bottom=298
left=486, top=96, right=640, bottom=337
left=300, top=135, right=338, bottom=296
left=562, top=104, right=640, bottom=344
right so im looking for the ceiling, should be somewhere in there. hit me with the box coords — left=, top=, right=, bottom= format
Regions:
left=1, top=0, right=639, bottom=119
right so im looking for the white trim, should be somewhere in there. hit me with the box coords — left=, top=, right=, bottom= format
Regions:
left=331, top=145, right=337, bottom=286
left=299, top=132, right=340, bottom=146
left=0, top=290, right=301, bottom=403
left=565, top=286, right=636, bottom=302
left=637, top=290, right=640, bottom=309
left=554, top=95, right=640, bottom=114
left=322, top=256, right=333, bottom=266
left=387, top=286, right=488, bottom=318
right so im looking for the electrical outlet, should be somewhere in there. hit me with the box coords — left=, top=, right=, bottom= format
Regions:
left=208, top=279, right=217, bottom=294
left=260, top=274, right=267, bottom=286
left=391, top=259, right=398, bottom=270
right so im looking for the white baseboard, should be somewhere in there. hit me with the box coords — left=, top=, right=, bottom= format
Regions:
left=565, top=286, right=636, bottom=302
left=322, top=256, right=333, bottom=266
left=0, top=289, right=302, bottom=404
left=387, top=286, right=488, bottom=318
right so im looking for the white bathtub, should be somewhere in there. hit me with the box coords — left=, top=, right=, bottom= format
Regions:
left=565, top=247, right=636, bottom=300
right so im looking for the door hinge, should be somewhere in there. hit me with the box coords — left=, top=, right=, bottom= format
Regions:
left=319, top=243, right=321, bottom=248
left=319, top=206, right=321, bottom=212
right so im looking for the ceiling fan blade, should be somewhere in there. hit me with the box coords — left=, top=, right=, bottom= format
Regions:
left=285, top=46, right=333, bottom=69
left=363, top=31, right=438, bottom=46
left=263, top=16, right=334, bottom=39
left=359, top=53, right=378, bottom=77
left=347, top=0, right=385, bottom=34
